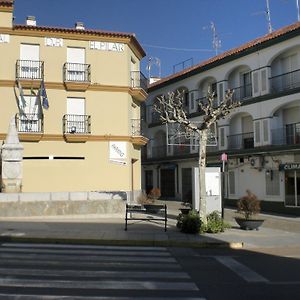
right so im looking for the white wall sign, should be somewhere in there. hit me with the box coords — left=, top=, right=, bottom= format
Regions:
left=0, top=34, right=10, bottom=43
left=90, top=41, right=124, bottom=52
left=109, top=141, right=127, bottom=165
left=45, top=37, right=63, bottom=47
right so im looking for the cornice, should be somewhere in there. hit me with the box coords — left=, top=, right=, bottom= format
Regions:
left=0, top=133, right=148, bottom=145
left=0, top=80, right=133, bottom=93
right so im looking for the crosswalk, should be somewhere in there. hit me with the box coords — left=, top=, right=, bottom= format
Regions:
left=0, top=242, right=205, bottom=299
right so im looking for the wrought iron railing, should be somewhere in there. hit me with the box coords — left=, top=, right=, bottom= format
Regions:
left=173, top=145, right=191, bottom=155
left=63, top=114, right=91, bottom=134
left=63, top=63, right=91, bottom=82
left=131, top=118, right=142, bottom=136
left=227, top=132, right=254, bottom=149
left=270, top=69, right=300, bottom=93
left=271, top=123, right=300, bottom=145
left=15, top=113, right=43, bottom=133
left=16, top=60, right=44, bottom=80
left=131, top=71, right=147, bottom=91
left=231, top=84, right=252, bottom=102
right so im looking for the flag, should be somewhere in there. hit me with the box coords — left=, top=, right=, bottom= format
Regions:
left=40, top=80, right=49, bottom=109
left=17, top=80, right=26, bottom=108
left=35, top=87, right=43, bottom=118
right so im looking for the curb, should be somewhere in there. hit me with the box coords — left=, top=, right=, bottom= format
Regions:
left=0, top=236, right=244, bottom=249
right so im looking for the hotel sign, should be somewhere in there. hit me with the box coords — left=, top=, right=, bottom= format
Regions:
left=90, top=41, right=124, bottom=52
left=109, top=141, right=127, bottom=165
left=279, top=163, right=300, bottom=171
left=0, top=34, right=10, bottom=43
left=45, top=37, right=63, bottom=47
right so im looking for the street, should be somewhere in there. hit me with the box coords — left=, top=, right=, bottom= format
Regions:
left=0, top=242, right=299, bottom=299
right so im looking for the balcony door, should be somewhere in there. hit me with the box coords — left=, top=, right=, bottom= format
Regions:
left=18, top=96, right=40, bottom=132
left=66, top=97, right=85, bottom=133
left=281, top=54, right=298, bottom=89
left=20, top=44, right=40, bottom=79
left=67, top=47, right=85, bottom=81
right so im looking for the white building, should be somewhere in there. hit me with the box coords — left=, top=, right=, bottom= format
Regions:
left=142, top=22, right=300, bottom=215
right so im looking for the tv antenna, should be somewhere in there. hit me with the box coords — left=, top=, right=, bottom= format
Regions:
left=203, top=21, right=221, bottom=56
left=266, top=0, right=273, bottom=33
left=252, top=0, right=273, bottom=33
left=146, top=56, right=161, bottom=80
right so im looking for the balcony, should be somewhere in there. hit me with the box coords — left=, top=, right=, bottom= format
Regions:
left=131, top=71, right=147, bottom=91
left=130, top=71, right=148, bottom=101
left=15, top=113, right=43, bottom=141
left=63, top=63, right=91, bottom=91
left=270, top=69, right=300, bottom=93
left=231, top=84, right=252, bottom=102
left=63, top=114, right=91, bottom=142
left=151, top=145, right=168, bottom=159
left=16, top=60, right=44, bottom=87
left=227, top=132, right=254, bottom=150
left=131, top=118, right=142, bottom=136
left=272, top=123, right=300, bottom=146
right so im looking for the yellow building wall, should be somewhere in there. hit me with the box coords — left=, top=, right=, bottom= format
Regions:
left=0, top=11, right=12, bottom=28
left=0, top=24, right=147, bottom=193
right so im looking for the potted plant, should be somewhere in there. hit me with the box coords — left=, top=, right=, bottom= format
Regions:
left=179, top=201, right=192, bottom=215
left=235, top=190, right=264, bottom=230
left=137, top=189, right=163, bottom=214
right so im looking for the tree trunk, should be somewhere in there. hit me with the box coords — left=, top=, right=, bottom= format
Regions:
left=198, top=129, right=208, bottom=225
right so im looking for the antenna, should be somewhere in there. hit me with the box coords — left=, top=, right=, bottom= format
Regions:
left=146, top=57, right=161, bottom=81
left=266, top=0, right=273, bottom=33
left=203, top=22, right=221, bottom=56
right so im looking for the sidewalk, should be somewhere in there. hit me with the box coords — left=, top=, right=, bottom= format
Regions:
left=0, top=202, right=299, bottom=250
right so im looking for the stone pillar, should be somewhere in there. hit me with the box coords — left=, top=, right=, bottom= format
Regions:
left=1, top=117, right=24, bottom=193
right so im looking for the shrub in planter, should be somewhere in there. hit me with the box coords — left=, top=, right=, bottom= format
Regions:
left=235, top=190, right=264, bottom=230
left=180, top=210, right=201, bottom=234
left=201, top=211, right=231, bottom=233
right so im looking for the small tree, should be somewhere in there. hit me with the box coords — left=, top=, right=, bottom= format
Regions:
left=154, top=90, right=239, bottom=225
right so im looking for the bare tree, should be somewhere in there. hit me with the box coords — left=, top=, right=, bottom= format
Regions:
left=154, top=90, right=240, bottom=225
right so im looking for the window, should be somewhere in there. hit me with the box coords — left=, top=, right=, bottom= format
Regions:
left=266, top=170, right=280, bottom=196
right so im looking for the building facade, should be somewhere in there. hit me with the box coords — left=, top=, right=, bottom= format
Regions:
left=0, top=0, right=148, bottom=197
left=142, top=22, right=300, bottom=215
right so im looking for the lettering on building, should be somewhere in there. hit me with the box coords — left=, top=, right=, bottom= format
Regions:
left=0, top=34, right=10, bottom=43
left=109, top=141, right=127, bottom=165
left=279, top=163, right=300, bottom=171
left=45, top=37, right=63, bottom=47
left=90, top=41, right=124, bottom=52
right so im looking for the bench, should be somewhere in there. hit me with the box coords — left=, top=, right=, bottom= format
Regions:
left=124, top=204, right=167, bottom=231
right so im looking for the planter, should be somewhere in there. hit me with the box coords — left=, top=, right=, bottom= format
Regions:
left=180, top=208, right=191, bottom=215
left=143, top=204, right=164, bottom=214
left=235, top=217, right=264, bottom=230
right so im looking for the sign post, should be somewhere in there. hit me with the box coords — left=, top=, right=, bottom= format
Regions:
left=220, top=153, right=228, bottom=218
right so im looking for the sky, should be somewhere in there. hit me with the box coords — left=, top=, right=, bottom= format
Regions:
left=13, top=0, right=299, bottom=78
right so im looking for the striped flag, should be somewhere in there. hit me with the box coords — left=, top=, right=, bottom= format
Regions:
left=17, top=80, right=26, bottom=108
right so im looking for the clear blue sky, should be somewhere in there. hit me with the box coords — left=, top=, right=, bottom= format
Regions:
left=13, top=0, right=299, bottom=78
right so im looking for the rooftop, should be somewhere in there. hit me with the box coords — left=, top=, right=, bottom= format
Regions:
left=149, top=21, right=300, bottom=92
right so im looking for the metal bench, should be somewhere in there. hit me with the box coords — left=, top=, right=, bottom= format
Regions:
left=124, top=204, right=167, bottom=231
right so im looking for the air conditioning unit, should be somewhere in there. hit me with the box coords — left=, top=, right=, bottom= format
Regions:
left=250, top=157, right=263, bottom=169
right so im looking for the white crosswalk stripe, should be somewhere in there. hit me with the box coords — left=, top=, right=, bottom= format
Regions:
left=0, top=242, right=204, bottom=299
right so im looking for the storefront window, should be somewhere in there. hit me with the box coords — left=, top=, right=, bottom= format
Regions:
left=285, top=170, right=300, bottom=207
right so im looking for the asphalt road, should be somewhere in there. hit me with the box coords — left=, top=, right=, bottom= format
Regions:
left=0, top=242, right=298, bottom=299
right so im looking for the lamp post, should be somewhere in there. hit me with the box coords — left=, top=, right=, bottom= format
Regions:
left=221, top=153, right=228, bottom=219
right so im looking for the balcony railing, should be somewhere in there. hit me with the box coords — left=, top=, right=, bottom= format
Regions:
left=173, top=145, right=191, bottom=155
left=131, top=71, right=147, bottom=91
left=227, top=132, right=254, bottom=149
left=270, top=69, right=300, bottom=93
left=151, top=145, right=168, bottom=158
left=271, top=122, right=300, bottom=145
left=63, top=114, right=91, bottom=134
left=15, top=113, right=43, bottom=133
left=131, top=118, right=142, bottom=136
left=231, top=84, right=252, bottom=102
left=16, top=60, right=44, bottom=80
left=63, top=63, right=91, bottom=82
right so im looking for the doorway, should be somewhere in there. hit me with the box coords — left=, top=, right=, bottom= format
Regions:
left=160, top=168, right=175, bottom=198
left=285, top=170, right=300, bottom=207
